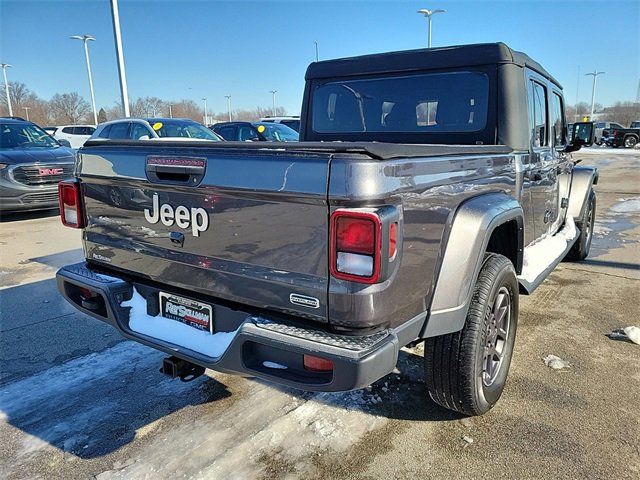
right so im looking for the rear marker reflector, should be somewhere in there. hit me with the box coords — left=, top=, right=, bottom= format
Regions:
left=303, top=355, right=334, bottom=372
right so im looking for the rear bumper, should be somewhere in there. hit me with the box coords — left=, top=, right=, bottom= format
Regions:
left=56, top=262, right=424, bottom=392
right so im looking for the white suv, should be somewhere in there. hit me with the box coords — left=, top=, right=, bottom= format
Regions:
left=49, top=125, right=96, bottom=149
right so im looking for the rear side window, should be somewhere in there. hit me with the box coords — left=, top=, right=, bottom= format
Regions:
left=108, top=122, right=130, bottom=139
left=550, top=93, right=565, bottom=147
left=62, top=126, right=75, bottom=134
left=238, top=126, right=256, bottom=141
left=312, top=71, right=489, bottom=134
left=215, top=126, right=237, bottom=140
left=528, top=81, right=548, bottom=147
left=97, top=125, right=112, bottom=138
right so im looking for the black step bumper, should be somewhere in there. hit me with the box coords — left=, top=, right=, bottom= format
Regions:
left=56, top=262, right=425, bottom=392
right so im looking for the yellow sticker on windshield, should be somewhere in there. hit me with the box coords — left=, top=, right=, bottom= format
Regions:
left=152, top=122, right=163, bottom=131
left=257, top=125, right=266, bottom=133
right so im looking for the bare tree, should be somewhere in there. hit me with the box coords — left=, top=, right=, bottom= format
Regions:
left=131, top=96, right=166, bottom=117
left=599, top=101, right=640, bottom=127
left=170, top=99, right=202, bottom=121
left=49, top=92, right=91, bottom=124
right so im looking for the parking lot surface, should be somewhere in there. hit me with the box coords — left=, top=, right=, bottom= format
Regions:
left=1, top=149, right=638, bottom=480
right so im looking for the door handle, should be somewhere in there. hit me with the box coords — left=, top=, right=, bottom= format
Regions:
left=532, top=172, right=543, bottom=181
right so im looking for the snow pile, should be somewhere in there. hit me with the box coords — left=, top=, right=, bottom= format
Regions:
left=520, top=217, right=577, bottom=283
left=611, top=197, right=640, bottom=214
left=607, top=326, right=640, bottom=345
left=543, top=354, right=571, bottom=370
left=122, top=288, right=237, bottom=358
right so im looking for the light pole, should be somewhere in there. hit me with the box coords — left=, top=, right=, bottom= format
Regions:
left=225, top=95, right=232, bottom=121
left=168, top=103, right=173, bottom=118
left=23, top=106, right=30, bottom=121
left=417, top=8, right=446, bottom=48
left=585, top=70, right=605, bottom=119
left=314, top=41, right=319, bottom=62
left=109, top=0, right=130, bottom=117
left=1, top=63, right=13, bottom=116
left=269, top=90, right=277, bottom=117
left=70, top=35, right=98, bottom=125
left=202, top=97, right=208, bottom=124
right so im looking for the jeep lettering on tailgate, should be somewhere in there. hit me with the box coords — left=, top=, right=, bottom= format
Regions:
left=144, top=193, right=209, bottom=237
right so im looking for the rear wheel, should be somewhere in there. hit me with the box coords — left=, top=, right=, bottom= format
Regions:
left=566, top=190, right=596, bottom=261
left=424, top=253, right=518, bottom=416
left=624, top=135, right=638, bottom=148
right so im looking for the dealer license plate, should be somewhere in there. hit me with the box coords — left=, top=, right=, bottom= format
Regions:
left=159, top=292, right=213, bottom=333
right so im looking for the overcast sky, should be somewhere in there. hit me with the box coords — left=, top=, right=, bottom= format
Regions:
left=1, top=0, right=638, bottom=115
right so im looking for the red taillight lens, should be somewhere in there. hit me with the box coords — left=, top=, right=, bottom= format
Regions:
left=58, top=181, right=85, bottom=228
left=330, top=210, right=381, bottom=283
left=303, top=354, right=334, bottom=372
left=336, top=217, right=375, bottom=255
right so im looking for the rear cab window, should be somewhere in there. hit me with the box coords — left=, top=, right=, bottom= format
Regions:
left=310, top=70, right=492, bottom=144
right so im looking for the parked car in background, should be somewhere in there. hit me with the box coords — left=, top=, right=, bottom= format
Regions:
left=594, top=121, right=624, bottom=145
left=0, top=118, right=75, bottom=213
left=211, top=121, right=299, bottom=142
left=259, top=116, right=301, bottom=132
left=602, top=125, right=640, bottom=148
left=630, top=121, right=640, bottom=129
left=47, top=125, right=96, bottom=149
left=88, top=118, right=223, bottom=142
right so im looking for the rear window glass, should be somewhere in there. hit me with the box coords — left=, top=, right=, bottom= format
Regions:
left=312, top=71, right=489, bottom=134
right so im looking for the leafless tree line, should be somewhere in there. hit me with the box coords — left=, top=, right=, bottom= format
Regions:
left=0, top=82, right=288, bottom=126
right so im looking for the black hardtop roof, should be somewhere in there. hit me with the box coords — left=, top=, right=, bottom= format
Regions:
left=305, top=42, right=561, bottom=88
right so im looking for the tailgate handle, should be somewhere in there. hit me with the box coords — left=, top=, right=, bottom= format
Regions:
left=146, top=156, right=206, bottom=185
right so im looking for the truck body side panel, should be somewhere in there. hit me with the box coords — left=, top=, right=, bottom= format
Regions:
left=327, top=153, right=517, bottom=330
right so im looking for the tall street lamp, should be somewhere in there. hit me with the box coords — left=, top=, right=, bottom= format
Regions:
left=1, top=63, right=13, bottom=116
left=269, top=90, right=277, bottom=117
left=585, top=70, right=605, bottom=119
left=70, top=35, right=98, bottom=125
left=315, top=41, right=319, bottom=62
left=23, top=106, right=30, bottom=121
left=202, top=97, right=208, bottom=124
left=225, top=95, right=232, bottom=121
left=417, top=8, right=446, bottom=48
left=109, top=0, right=130, bottom=117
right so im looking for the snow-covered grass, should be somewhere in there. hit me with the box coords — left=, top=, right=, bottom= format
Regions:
left=520, top=217, right=577, bottom=283
left=122, top=288, right=237, bottom=358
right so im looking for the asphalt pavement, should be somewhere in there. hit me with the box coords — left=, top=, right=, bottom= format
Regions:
left=0, top=148, right=638, bottom=480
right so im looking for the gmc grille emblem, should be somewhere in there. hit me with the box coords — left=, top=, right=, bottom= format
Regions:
left=39, top=168, right=64, bottom=176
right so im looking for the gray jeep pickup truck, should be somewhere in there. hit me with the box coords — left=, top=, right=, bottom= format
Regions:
left=56, top=43, right=597, bottom=415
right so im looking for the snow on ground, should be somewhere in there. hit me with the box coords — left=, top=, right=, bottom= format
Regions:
left=579, top=147, right=640, bottom=155
left=123, top=288, right=237, bottom=358
left=543, top=354, right=571, bottom=370
left=611, top=197, right=640, bottom=214
left=520, top=217, right=577, bottom=283
left=1, top=339, right=391, bottom=478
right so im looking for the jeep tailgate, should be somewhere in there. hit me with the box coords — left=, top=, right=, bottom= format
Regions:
left=78, top=144, right=330, bottom=322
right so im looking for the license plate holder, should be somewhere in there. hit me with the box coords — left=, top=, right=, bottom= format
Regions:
left=159, top=292, right=213, bottom=333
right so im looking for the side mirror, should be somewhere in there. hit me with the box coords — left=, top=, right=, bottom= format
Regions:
left=138, top=135, right=150, bottom=140
left=566, top=122, right=594, bottom=152
left=57, top=139, right=72, bottom=148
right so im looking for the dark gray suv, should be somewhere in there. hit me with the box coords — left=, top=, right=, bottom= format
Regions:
left=0, top=118, right=75, bottom=213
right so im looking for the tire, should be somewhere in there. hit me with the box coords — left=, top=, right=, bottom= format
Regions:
left=565, top=190, right=596, bottom=261
left=424, top=253, right=518, bottom=416
left=624, top=135, right=638, bottom=149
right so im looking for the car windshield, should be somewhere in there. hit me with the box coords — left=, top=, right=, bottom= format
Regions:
left=256, top=123, right=299, bottom=142
left=312, top=71, right=489, bottom=134
left=152, top=120, right=221, bottom=140
left=0, top=123, right=60, bottom=149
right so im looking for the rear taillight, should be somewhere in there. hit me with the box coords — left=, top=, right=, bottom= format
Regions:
left=330, top=210, right=382, bottom=283
left=303, top=354, right=334, bottom=372
left=58, top=180, right=85, bottom=228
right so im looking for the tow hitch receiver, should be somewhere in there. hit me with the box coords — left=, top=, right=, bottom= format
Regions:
left=161, top=356, right=205, bottom=382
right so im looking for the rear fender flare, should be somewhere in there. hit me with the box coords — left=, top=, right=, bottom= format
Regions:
left=422, top=192, right=524, bottom=338
left=567, top=166, right=598, bottom=222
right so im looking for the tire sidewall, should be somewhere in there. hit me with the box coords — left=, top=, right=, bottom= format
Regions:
left=473, top=259, right=519, bottom=410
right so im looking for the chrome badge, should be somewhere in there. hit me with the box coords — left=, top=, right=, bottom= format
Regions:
left=289, top=293, right=320, bottom=309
